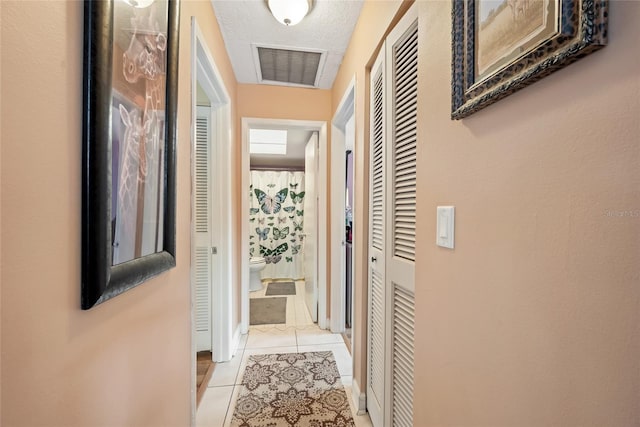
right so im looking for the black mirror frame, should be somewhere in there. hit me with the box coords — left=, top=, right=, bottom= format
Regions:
left=81, top=0, right=180, bottom=309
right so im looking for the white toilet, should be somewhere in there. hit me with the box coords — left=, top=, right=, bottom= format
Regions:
left=249, top=257, right=266, bottom=292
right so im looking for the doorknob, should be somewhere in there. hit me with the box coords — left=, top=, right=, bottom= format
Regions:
left=371, top=256, right=377, bottom=262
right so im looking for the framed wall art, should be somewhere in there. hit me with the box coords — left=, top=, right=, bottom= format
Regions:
left=82, top=0, right=180, bottom=309
left=451, top=0, right=608, bottom=119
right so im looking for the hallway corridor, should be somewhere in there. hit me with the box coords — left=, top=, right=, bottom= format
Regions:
left=196, top=281, right=372, bottom=426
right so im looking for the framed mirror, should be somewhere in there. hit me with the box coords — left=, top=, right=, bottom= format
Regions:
left=81, top=0, right=180, bottom=309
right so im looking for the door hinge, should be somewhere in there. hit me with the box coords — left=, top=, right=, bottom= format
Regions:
left=211, top=247, right=218, bottom=255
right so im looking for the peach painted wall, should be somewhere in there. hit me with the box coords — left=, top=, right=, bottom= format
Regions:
left=413, top=0, right=640, bottom=424
left=339, top=0, right=639, bottom=424
left=331, top=0, right=409, bottom=395
left=0, top=1, right=237, bottom=426
left=238, top=84, right=332, bottom=122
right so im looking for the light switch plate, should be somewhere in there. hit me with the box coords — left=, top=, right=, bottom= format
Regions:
left=436, top=206, right=455, bottom=249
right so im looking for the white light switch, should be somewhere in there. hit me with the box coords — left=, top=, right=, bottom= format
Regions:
left=436, top=206, right=455, bottom=249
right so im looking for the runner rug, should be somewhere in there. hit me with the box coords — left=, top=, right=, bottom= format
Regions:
left=231, top=351, right=355, bottom=426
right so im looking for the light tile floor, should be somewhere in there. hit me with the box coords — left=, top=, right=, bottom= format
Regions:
left=196, top=280, right=372, bottom=427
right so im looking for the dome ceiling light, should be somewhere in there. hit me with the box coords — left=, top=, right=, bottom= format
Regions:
left=267, top=0, right=313, bottom=26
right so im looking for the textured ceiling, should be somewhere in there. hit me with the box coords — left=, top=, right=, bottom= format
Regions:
left=211, top=0, right=363, bottom=89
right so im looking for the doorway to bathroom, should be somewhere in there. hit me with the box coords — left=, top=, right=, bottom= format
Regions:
left=241, top=118, right=329, bottom=333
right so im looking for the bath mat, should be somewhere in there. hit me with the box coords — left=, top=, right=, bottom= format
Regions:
left=231, top=351, right=354, bottom=426
left=250, top=297, right=287, bottom=325
left=265, top=281, right=296, bottom=296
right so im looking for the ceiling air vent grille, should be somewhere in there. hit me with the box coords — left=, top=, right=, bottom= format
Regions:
left=257, top=47, right=321, bottom=87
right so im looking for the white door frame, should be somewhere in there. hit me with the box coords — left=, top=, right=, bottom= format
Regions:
left=190, top=18, right=235, bottom=422
left=330, top=76, right=356, bottom=333
left=241, top=118, right=329, bottom=333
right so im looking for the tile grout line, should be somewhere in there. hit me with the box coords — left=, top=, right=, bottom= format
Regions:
left=232, top=345, right=244, bottom=386
left=223, top=334, right=247, bottom=426
left=222, top=384, right=235, bottom=427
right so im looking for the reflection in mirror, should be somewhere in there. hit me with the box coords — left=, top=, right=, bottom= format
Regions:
left=111, top=0, right=168, bottom=265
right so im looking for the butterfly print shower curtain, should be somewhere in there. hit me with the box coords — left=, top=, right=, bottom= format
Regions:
left=249, top=170, right=305, bottom=280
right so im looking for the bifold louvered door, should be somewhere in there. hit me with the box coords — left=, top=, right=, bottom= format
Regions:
left=367, top=5, right=417, bottom=427
left=386, top=7, right=417, bottom=426
left=195, top=106, right=213, bottom=352
left=367, top=45, right=386, bottom=427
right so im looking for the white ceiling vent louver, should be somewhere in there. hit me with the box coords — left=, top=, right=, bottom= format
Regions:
left=254, top=45, right=325, bottom=87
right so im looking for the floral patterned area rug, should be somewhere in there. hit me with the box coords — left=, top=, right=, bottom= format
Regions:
left=231, top=351, right=355, bottom=427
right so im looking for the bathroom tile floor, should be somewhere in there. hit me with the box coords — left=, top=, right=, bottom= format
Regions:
left=196, top=280, right=372, bottom=427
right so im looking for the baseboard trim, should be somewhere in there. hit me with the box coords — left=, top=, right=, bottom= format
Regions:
left=351, top=378, right=367, bottom=416
left=232, top=325, right=242, bottom=356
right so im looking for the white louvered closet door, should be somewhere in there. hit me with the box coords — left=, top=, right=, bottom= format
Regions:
left=367, top=45, right=386, bottom=427
left=385, top=6, right=417, bottom=427
left=195, top=106, right=213, bottom=352
left=366, top=5, right=418, bottom=427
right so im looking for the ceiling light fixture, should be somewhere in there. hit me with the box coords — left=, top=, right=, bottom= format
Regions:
left=267, top=0, right=313, bottom=26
